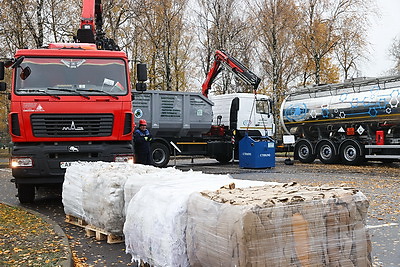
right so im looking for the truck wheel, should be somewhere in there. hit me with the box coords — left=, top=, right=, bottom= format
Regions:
left=295, top=140, right=316, bottom=163
left=17, top=184, right=35, bottom=203
left=317, top=140, right=339, bottom=164
left=340, top=140, right=364, bottom=165
left=215, top=152, right=233, bottom=164
left=151, top=142, right=170, bottom=168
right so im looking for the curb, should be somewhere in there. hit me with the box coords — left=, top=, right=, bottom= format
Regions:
left=32, top=209, right=73, bottom=267
left=1, top=202, right=73, bottom=267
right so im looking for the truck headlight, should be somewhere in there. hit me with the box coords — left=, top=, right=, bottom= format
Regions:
left=114, top=155, right=134, bottom=164
left=11, top=157, right=33, bottom=168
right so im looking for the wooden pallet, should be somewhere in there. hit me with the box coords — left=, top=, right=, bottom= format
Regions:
left=65, top=215, right=123, bottom=244
left=85, top=224, right=124, bottom=244
left=137, top=260, right=151, bottom=267
left=65, top=214, right=87, bottom=227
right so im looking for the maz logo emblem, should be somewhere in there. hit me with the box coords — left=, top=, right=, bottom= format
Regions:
left=68, top=146, right=79, bottom=152
left=62, top=121, right=84, bottom=131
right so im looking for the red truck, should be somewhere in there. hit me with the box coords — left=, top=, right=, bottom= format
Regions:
left=0, top=0, right=146, bottom=203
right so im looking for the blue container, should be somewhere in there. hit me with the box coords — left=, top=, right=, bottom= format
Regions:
left=239, top=135, right=275, bottom=168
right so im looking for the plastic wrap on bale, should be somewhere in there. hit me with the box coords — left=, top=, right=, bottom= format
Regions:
left=62, top=162, right=97, bottom=219
left=81, top=163, right=130, bottom=235
left=123, top=167, right=198, bottom=214
left=186, top=184, right=371, bottom=267
left=123, top=175, right=267, bottom=267
left=63, top=162, right=163, bottom=235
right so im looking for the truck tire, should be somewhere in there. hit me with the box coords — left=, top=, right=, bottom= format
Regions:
left=151, top=142, right=170, bottom=168
left=215, top=152, right=233, bottom=164
left=17, top=184, right=35, bottom=203
left=339, top=140, right=364, bottom=165
left=294, top=139, right=316, bottom=163
left=317, top=140, right=339, bottom=164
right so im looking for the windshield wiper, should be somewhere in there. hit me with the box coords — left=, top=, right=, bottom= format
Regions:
left=17, top=89, right=61, bottom=100
left=47, top=87, right=91, bottom=99
left=76, top=88, right=119, bottom=99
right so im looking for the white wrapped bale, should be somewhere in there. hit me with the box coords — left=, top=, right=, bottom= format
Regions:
left=186, top=183, right=371, bottom=267
left=124, top=173, right=268, bottom=267
left=63, top=162, right=243, bottom=237
left=63, top=162, right=150, bottom=235
left=123, top=166, right=190, bottom=213
left=124, top=184, right=192, bottom=267
left=63, top=162, right=201, bottom=236
left=62, top=162, right=97, bottom=218
left=81, top=163, right=131, bottom=235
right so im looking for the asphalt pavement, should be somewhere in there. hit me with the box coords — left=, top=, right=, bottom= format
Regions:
left=0, top=157, right=399, bottom=266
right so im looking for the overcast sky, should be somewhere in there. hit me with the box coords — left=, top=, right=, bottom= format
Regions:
left=360, top=0, right=400, bottom=77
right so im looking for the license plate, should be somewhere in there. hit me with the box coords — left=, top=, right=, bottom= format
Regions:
left=60, top=162, right=73, bottom=169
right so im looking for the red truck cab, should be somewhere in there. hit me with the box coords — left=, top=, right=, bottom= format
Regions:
left=4, top=43, right=136, bottom=202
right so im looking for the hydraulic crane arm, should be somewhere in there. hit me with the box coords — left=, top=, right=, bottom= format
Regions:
left=201, top=50, right=261, bottom=98
left=76, top=0, right=119, bottom=51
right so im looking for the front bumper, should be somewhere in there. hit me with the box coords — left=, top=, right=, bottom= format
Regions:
left=11, top=141, right=133, bottom=185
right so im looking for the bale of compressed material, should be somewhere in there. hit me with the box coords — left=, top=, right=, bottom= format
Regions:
left=63, top=162, right=223, bottom=236
left=81, top=163, right=131, bottom=235
left=123, top=166, right=193, bottom=214
left=62, top=162, right=96, bottom=219
left=63, top=162, right=160, bottom=235
left=124, top=175, right=269, bottom=267
left=63, top=162, right=248, bottom=237
left=186, top=182, right=371, bottom=267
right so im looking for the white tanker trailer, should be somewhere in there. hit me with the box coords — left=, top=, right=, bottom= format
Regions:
left=280, top=75, right=400, bottom=165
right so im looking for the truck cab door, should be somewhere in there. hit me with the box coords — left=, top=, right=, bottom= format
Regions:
left=229, top=97, right=239, bottom=130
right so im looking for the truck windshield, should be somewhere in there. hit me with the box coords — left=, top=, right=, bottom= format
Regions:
left=256, top=99, right=271, bottom=114
left=15, top=57, right=128, bottom=96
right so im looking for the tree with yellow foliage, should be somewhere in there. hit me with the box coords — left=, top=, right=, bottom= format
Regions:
left=195, top=0, right=255, bottom=95
left=129, top=0, right=190, bottom=91
left=297, top=0, right=371, bottom=85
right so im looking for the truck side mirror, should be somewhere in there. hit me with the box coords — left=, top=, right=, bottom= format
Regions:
left=0, top=62, right=4, bottom=80
left=268, top=99, right=273, bottom=113
left=20, top=66, right=31, bottom=80
left=11, top=56, right=25, bottom=69
left=137, top=63, right=147, bottom=82
left=136, top=63, right=147, bottom=92
left=136, top=82, right=147, bottom=92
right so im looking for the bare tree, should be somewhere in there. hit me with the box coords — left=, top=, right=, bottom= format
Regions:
left=299, top=0, right=373, bottom=84
left=170, top=22, right=194, bottom=91
left=334, top=2, right=373, bottom=80
left=101, top=0, right=132, bottom=43
left=129, top=0, right=189, bottom=91
left=389, top=37, right=400, bottom=74
left=12, top=0, right=45, bottom=48
left=334, top=17, right=365, bottom=80
left=251, top=0, right=301, bottom=111
left=44, top=0, right=81, bottom=43
left=195, top=0, right=254, bottom=94
left=0, top=0, right=80, bottom=54
left=297, top=0, right=336, bottom=85
left=0, top=1, right=32, bottom=52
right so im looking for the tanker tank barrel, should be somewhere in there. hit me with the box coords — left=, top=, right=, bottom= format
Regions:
left=281, top=74, right=400, bottom=128
left=287, top=74, right=400, bottom=99
left=281, top=73, right=400, bottom=165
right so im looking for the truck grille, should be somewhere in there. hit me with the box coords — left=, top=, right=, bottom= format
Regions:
left=31, top=114, right=113, bottom=137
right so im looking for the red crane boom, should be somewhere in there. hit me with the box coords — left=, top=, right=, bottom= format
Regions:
left=76, top=0, right=119, bottom=51
left=201, top=50, right=261, bottom=98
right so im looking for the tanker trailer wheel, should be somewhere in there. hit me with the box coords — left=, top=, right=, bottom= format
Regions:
left=294, top=140, right=316, bottom=163
left=17, top=184, right=35, bottom=203
left=317, top=140, right=339, bottom=164
left=151, top=142, right=170, bottom=168
left=339, top=140, right=364, bottom=165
